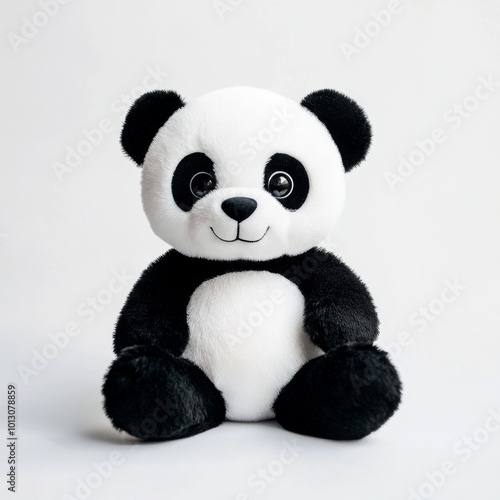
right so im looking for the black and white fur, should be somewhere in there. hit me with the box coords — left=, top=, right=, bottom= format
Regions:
left=103, top=87, right=401, bottom=441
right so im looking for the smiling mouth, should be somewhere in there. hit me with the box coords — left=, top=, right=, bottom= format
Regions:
left=210, top=226, right=270, bottom=243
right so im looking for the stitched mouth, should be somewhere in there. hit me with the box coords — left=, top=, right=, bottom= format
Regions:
left=210, top=226, right=270, bottom=243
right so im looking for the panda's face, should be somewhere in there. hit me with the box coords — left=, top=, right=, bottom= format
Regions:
left=122, top=87, right=371, bottom=261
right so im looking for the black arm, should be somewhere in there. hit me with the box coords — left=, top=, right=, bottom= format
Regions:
left=290, top=248, right=379, bottom=352
left=113, top=250, right=199, bottom=356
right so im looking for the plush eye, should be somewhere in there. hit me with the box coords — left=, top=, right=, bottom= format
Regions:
left=190, top=172, right=215, bottom=198
left=264, top=153, right=309, bottom=210
left=172, top=152, right=217, bottom=211
left=268, top=171, right=294, bottom=199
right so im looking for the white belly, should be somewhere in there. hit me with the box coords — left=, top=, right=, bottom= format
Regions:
left=183, top=271, right=322, bottom=421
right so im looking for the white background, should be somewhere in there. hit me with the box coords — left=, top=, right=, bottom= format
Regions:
left=1, top=0, right=500, bottom=499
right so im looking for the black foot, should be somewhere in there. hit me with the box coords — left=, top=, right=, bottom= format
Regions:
left=102, top=345, right=226, bottom=440
left=273, top=344, right=401, bottom=440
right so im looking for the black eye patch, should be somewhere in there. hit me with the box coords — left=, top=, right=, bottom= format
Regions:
left=264, top=153, right=309, bottom=210
left=172, top=153, right=216, bottom=211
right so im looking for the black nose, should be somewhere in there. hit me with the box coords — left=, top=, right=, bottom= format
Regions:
left=221, top=197, right=257, bottom=223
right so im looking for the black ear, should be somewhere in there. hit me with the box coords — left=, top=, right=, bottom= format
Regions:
left=121, top=90, right=185, bottom=165
left=301, top=89, right=372, bottom=172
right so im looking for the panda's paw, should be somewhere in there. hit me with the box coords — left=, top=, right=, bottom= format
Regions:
left=102, top=345, right=226, bottom=440
left=274, top=344, right=402, bottom=440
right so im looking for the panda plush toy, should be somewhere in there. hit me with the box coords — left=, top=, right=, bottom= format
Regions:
left=102, top=86, right=402, bottom=441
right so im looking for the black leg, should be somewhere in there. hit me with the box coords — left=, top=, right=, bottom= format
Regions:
left=273, top=344, right=401, bottom=440
left=102, top=345, right=226, bottom=440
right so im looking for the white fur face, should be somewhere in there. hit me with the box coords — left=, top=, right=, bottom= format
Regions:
left=141, top=87, right=346, bottom=261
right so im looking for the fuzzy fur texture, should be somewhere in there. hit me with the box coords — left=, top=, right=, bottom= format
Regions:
left=106, top=248, right=401, bottom=438
left=301, top=89, right=372, bottom=172
left=273, top=344, right=401, bottom=440
left=184, top=271, right=322, bottom=421
left=102, top=345, right=225, bottom=440
left=102, top=86, right=402, bottom=441
left=121, top=90, right=185, bottom=165
left=140, top=87, right=346, bottom=261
